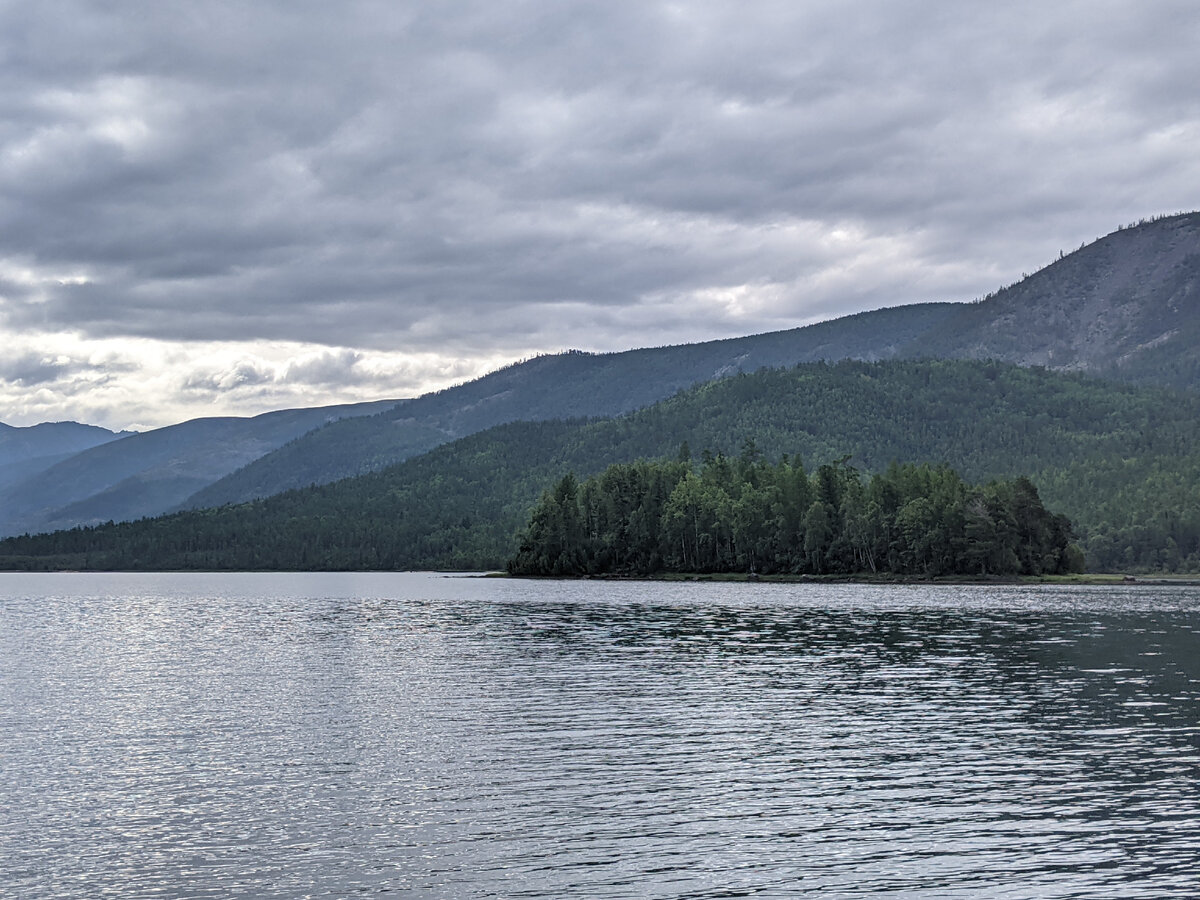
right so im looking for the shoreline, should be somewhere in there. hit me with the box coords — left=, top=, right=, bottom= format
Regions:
left=490, top=571, right=1200, bottom=586
left=3, top=569, right=1198, bottom=586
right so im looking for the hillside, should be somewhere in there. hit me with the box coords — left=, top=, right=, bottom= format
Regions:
left=0, top=399, right=398, bottom=537
left=3, top=359, right=1197, bottom=574
left=188, top=213, right=1200, bottom=512
left=0, top=420, right=128, bottom=467
left=184, top=303, right=956, bottom=508
left=0, top=421, right=129, bottom=490
left=914, top=211, right=1200, bottom=384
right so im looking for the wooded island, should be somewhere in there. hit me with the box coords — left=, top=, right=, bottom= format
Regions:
left=508, top=452, right=1082, bottom=578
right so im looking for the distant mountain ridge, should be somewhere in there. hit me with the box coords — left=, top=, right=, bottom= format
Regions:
left=0, top=420, right=128, bottom=467
left=0, top=421, right=131, bottom=492
left=185, top=302, right=956, bottom=508
left=4, top=359, right=1198, bottom=573
left=0, top=399, right=398, bottom=537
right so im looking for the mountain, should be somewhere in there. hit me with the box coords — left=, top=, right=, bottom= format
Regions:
left=0, top=420, right=128, bottom=467
left=187, top=212, right=1200, bottom=512
left=912, top=211, right=1200, bottom=385
left=0, top=399, right=398, bottom=537
left=4, top=359, right=1197, bottom=574
left=0, top=421, right=130, bottom=491
left=185, top=303, right=959, bottom=508
left=5, top=212, right=1196, bottom=536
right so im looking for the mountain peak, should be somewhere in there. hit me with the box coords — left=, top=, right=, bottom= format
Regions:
left=909, top=210, right=1200, bottom=382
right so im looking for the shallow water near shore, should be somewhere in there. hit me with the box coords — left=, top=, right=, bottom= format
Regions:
left=3, top=572, right=1200, bottom=898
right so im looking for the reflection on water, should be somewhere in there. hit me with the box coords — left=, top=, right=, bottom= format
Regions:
left=2, top=574, right=1199, bottom=898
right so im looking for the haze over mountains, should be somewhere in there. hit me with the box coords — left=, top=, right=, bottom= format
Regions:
left=0, top=400, right=396, bottom=538
left=0, top=421, right=131, bottom=493
left=0, top=421, right=127, bottom=469
left=1, top=211, right=1197, bottom=540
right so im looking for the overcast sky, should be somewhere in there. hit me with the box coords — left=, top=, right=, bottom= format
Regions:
left=1, top=1, right=1197, bottom=430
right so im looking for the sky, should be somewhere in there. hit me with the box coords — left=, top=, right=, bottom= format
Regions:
left=1, top=1, right=1197, bottom=431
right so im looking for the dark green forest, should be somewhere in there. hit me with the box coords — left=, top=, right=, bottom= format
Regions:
left=185, top=305, right=958, bottom=508
left=1, top=359, right=1198, bottom=573
left=509, top=458, right=1081, bottom=578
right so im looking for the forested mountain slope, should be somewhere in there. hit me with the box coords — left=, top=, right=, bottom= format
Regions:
left=4, top=213, right=1194, bottom=535
left=189, top=213, right=1200, bottom=512
left=0, top=399, right=397, bottom=537
left=185, top=303, right=956, bottom=508
left=4, top=360, right=1197, bottom=573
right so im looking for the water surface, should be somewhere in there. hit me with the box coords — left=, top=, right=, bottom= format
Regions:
left=2, top=573, right=1199, bottom=897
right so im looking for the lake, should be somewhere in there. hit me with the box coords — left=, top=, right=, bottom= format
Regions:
left=2, top=573, right=1199, bottom=898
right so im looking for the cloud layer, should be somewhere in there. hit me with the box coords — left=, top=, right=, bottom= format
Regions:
left=1, top=1, right=1197, bottom=428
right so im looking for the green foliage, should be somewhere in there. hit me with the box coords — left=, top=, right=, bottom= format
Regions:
left=508, top=459, right=1079, bottom=578
left=1, top=358, right=1198, bottom=573
left=185, top=304, right=959, bottom=506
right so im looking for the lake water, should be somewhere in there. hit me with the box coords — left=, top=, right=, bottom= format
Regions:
left=2, top=573, right=1200, bottom=898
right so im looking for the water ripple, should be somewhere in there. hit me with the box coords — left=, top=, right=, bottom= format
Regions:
left=2, top=574, right=1200, bottom=898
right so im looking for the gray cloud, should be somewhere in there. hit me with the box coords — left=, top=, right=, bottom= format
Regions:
left=1, top=0, right=1198, bottom=425
left=0, top=351, right=73, bottom=386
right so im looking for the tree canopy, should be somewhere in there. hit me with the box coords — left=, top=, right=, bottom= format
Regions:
left=508, top=457, right=1082, bottom=578
left=0, top=359, right=1195, bottom=573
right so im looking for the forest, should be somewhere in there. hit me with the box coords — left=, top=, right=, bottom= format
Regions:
left=508, top=455, right=1082, bottom=577
left=0, top=359, right=1197, bottom=573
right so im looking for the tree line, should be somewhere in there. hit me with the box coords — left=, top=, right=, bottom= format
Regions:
left=1, top=358, right=1196, bottom=573
left=508, top=450, right=1083, bottom=578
